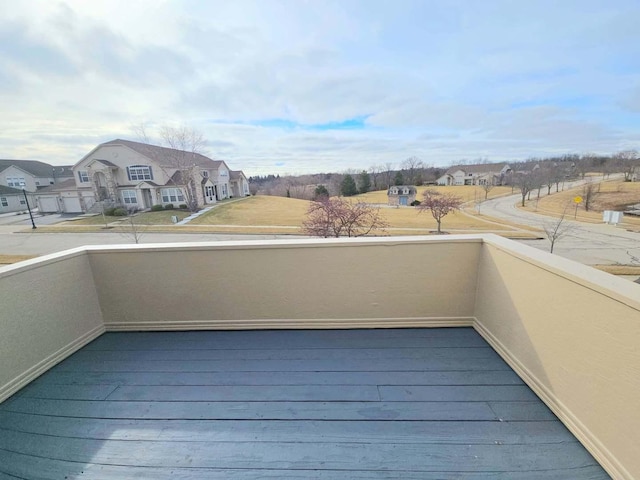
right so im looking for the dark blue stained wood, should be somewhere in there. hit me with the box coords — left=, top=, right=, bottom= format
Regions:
left=0, top=429, right=601, bottom=472
left=70, top=345, right=499, bottom=362
left=0, top=413, right=579, bottom=444
left=378, top=385, right=539, bottom=402
left=0, top=451, right=612, bottom=480
left=0, top=328, right=610, bottom=479
left=33, top=369, right=524, bottom=387
left=84, top=328, right=489, bottom=351
left=52, top=357, right=510, bottom=372
left=0, top=398, right=500, bottom=421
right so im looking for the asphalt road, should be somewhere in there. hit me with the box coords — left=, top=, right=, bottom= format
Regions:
left=481, top=182, right=640, bottom=266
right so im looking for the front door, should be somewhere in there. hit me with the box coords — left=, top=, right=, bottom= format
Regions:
left=399, top=196, right=408, bottom=206
left=142, top=189, right=153, bottom=209
left=205, top=186, right=216, bottom=203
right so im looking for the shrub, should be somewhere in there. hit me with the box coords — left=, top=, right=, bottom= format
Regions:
left=410, top=200, right=421, bottom=206
left=178, top=204, right=188, bottom=210
left=112, top=208, right=127, bottom=216
left=164, top=204, right=174, bottom=210
left=151, top=204, right=164, bottom=211
left=103, top=207, right=117, bottom=216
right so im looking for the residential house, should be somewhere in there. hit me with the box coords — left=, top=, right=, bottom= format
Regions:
left=387, top=185, right=417, bottom=206
left=437, top=163, right=512, bottom=186
left=230, top=170, right=250, bottom=197
left=0, top=159, right=73, bottom=192
left=0, top=185, right=35, bottom=214
left=35, top=139, right=247, bottom=213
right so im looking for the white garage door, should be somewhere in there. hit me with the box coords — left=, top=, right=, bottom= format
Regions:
left=62, top=196, right=83, bottom=213
left=38, top=196, right=59, bottom=213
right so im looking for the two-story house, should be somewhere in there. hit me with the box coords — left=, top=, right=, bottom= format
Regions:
left=36, top=139, right=246, bottom=213
left=437, top=163, right=512, bottom=186
left=0, top=160, right=73, bottom=213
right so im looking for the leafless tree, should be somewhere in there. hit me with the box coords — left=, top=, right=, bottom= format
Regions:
left=582, top=181, right=600, bottom=212
left=368, top=165, right=381, bottom=190
left=418, top=189, right=463, bottom=234
left=613, top=150, right=639, bottom=182
left=512, top=172, right=536, bottom=207
left=382, top=162, right=394, bottom=189
left=401, top=157, right=424, bottom=185
left=480, top=179, right=495, bottom=199
left=133, top=124, right=208, bottom=212
left=542, top=205, right=573, bottom=253
left=302, top=197, right=388, bottom=238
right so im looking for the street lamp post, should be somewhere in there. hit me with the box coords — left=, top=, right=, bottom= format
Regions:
left=21, top=187, right=36, bottom=229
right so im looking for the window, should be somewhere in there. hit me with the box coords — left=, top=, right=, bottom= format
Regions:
left=222, top=184, right=227, bottom=196
left=35, top=181, right=40, bottom=186
left=19, top=199, right=26, bottom=205
left=78, top=171, right=90, bottom=183
left=127, top=165, right=153, bottom=181
left=201, top=171, right=209, bottom=178
left=121, top=190, right=138, bottom=204
left=161, top=188, right=184, bottom=203
left=1, top=197, right=7, bottom=207
left=7, top=177, right=25, bottom=187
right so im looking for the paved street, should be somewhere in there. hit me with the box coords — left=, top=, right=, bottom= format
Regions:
left=481, top=183, right=640, bottom=266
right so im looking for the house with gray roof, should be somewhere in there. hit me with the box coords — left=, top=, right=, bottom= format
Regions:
left=0, top=185, right=36, bottom=214
left=437, top=163, right=511, bottom=186
left=35, top=139, right=247, bottom=213
left=387, top=185, right=417, bottom=206
left=0, top=159, right=73, bottom=193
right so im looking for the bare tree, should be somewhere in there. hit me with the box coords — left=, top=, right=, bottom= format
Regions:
left=368, top=165, right=381, bottom=190
left=613, top=150, right=639, bottom=181
left=418, top=189, right=463, bottom=234
left=582, top=181, right=600, bottom=212
left=480, top=179, right=495, bottom=199
left=302, top=197, right=388, bottom=238
left=512, top=172, right=536, bottom=207
left=159, top=126, right=208, bottom=212
left=401, top=157, right=424, bottom=185
left=382, top=163, right=394, bottom=189
left=542, top=205, right=573, bottom=253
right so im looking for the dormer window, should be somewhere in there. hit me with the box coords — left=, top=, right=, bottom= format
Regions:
left=127, top=165, right=153, bottom=181
left=78, top=171, right=90, bottom=183
left=202, top=171, right=209, bottom=178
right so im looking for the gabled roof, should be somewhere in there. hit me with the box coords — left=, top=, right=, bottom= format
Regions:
left=0, top=185, right=25, bottom=195
left=99, top=139, right=223, bottom=169
left=230, top=170, right=247, bottom=181
left=387, top=185, right=417, bottom=194
left=445, top=163, right=510, bottom=175
left=0, top=160, right=57, bottom=177
left=52, top=166, right=74, bottom=178
left=33, top=178, right=77, bottom=193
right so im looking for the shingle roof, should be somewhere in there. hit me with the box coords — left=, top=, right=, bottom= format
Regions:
left=387, top=185, right=417, bottom=194
left=230, top=170, right=246, bottom=181
left=0, top=159, right=57, bottom=177
left=33, top=178, right=77, bottom=193
left=0, top=185, right=25, bottom=195
left=445, top=163, right=509, bottom=175
left=101, top=139, right=223, bottom=169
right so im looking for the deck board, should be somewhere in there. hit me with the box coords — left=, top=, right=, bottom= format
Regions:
left=0, top=328, right=610, bottom=479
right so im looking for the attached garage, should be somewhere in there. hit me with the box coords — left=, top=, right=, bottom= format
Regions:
left=37, top=196, right=60, bottom=213
left=62, top=196, right=82, bottom=213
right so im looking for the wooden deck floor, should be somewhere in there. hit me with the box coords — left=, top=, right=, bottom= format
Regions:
left=0, top=328, right=609, bottom=479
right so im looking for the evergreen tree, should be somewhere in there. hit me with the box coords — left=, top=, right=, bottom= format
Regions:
left=313, top=184, right=330, bottom=200
left=340, top=174, right=358, bottom=196
left=394, top=171, right=404, bottom=186
left=358, top=170, right=371, bottom=194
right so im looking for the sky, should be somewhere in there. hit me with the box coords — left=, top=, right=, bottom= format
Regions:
left=1, top=0, right=639, bottom=176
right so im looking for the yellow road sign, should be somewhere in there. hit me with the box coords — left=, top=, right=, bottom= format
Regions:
left=573, top=196, right=583, bottom=204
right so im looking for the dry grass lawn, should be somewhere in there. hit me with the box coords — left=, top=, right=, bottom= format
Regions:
left=190, top=196, right=310, bottom=226
left=355, top=185, right=513, bottom=204
left=0, top=254, right=37, bottom=265
left=520, top=180, right=640, bottom=225
left=62, top=210, right=191, bottom=226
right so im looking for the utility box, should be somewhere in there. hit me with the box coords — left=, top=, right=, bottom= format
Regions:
left=171, top=215, right=179, bottom=224
left=603, top=210, right=623, bottom=225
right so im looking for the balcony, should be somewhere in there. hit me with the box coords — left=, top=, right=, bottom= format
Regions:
left=1, top=235, right=638, bottom=479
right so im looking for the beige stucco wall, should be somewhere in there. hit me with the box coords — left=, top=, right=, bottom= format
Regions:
left=0, top=251, right=104, bottom=402
left=88, top=238, right=481, bottom=329
left=475, top=236, right=640, bottom=480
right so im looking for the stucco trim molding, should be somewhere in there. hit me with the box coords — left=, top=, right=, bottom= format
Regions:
left=104, top=317, right=475, bottom=331
left=474, top=319, right=631, bottom=480
left=0, top=325, right=105, bottom=404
